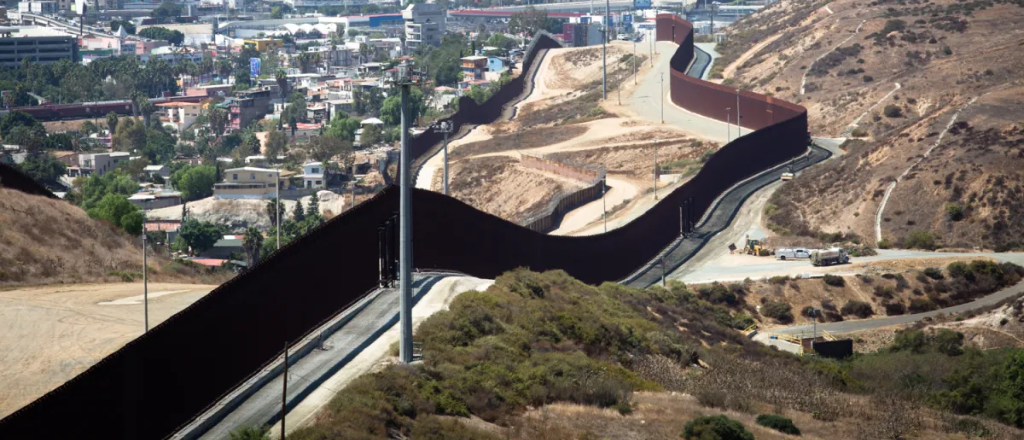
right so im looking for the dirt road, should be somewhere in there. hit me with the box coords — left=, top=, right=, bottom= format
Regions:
left=0, top=282, right=215, bottom=418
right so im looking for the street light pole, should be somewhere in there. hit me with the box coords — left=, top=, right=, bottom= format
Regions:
left=653, top=137, right=659, bottom=200
left=397, top=69, right=414, bottom=365
left=434, top=121, right=453, bottom=196
left=602, top=18, right=607, bottom=100
left=633, top=33, right=637, bottom=84
left=276, top=170, right=281, bottom=250
left=735, top=88, right=741, bottom=137
left=726, top=108, right=731, bottom=143
left=602, top=177, right=607, bottom=233
left=660, top=71, right=664, bottom=124
left=142, top=206, right=148, bottom=333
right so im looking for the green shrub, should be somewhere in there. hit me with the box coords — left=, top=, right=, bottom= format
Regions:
left=932, top=328, right=964, bottom=356
left=229, top=426, right=269, bottom=440
left=840, top=300, right=874, bottom=318
left=947, top=261, right=972, bottom=279
left=682, top=415, right=754, bottom=440
left=903, top=230, right=937, bottom=250
left=908, top=297, right=937, bottom=313
left=762, top=301, right=794, bottom=324
left=878, top=239, right=893, bottom=249
left=946, top=204, right=965, bottom=221
left=851, top=127, right=869, bottom=137
left=755, top=414, right=801, bottom=435
left=769, top=275, right=791, bottom=285
left=823, top=274, right=845, bottom=287
left=883, top=104, right=903, bottom=118
left=884, top=302, right=907, bottom=315
left=863, top=75, right=874, bottom=83
left=891, top=330, right=927, bottom=353
left=923, top=267, right=944, bottom=280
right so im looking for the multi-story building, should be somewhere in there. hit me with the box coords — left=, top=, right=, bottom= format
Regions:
left=224, top=88, right=273, bottom=131
left=305, top=45, right=352, bottom=68
left=0, top=33, right=78, bottom=67
left=243, top=38, right=283, bottom=53
left=403, top=2, right=445, bottom=48
left=460, top=55, right=487, bottom=81
left=18, top=1, right=59, bottom=14
left=214, top=167, right=281, bottom=200
left=78, top=152, right=130, bottom=177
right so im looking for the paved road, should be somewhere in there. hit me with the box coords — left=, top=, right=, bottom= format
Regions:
left=627, top=41, right=738, bottom=145
left=178, top=274, right=455, bottom=440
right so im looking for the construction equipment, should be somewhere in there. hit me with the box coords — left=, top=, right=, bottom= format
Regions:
left=781, top=164, right=794, bottom=181
left=810, top=248, right=850, bottom=266
left=743, top=235, right=771, bottom=256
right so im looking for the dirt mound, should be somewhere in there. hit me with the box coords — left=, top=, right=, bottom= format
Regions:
left=0, top=188, right=222, bottom=287
left=448, top=156, right=585, bottom=222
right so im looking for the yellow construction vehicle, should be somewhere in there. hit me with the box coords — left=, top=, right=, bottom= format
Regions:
left=743, top=235, right=770, bottom=256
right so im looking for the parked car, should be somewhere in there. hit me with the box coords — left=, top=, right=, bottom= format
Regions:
left=775, top=248, right=810, bottom=260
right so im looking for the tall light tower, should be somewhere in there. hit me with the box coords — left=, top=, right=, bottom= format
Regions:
left=395, top=61, right=418, bottom=364
left=434, top=121, right=453, bottom=196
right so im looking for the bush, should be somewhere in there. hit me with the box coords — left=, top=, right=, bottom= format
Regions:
left=903, top=230, right=937, bottom=250
left=823, top=274, right=846, bottom=287
left=769, top=275, right=791, bottom=285
left=878, top=239, right=893, bottom=249
left=762, top=301, right=794, bottom=324
left=863, top=75, right=874, bottom=83
left=851, top=127, right=869, bottom=137
left=682, top=415, right=754, bottom=440
left=884, top=302, right=907, bottom=315
left=933, top=328, right=964, bottom=356
left=755, top=414, right=801, bottom=435
left=908, top=297, right=937, bottom=313
left=947, top=261, right=972, bottom=279
left=946, top=204, right=965, bottom=221
left=923, top=267, right=945, bottom=280
left=841, top=300, right=874, bottom=318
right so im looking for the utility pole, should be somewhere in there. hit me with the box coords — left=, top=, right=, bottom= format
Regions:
left=142, top=205, right=148, bottom=333
left=601, top=7, right=607, bottom=100
left=397, top=64, right=414, bottom=364
left=660, top=71, right=664, bottom=124
left=276, top=170, right=281, bottom=250
left=736, top=88, right=741, bottom=137
left=653, top=137, right=659, bottom=200
left=649, top=29, right=653, bottom=67
left=633, top=32, right=637, bottom=84
left=281, top=342, right=288, bottom=440
left=726, top=108, right=731, bottom=143
left=434, top=121, right=453, bottom=195
left=602, top=176, right=607, bottom=233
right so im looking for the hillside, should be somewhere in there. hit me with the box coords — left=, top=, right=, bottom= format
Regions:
left=716, top=0, right=1024, bottom=249
left=0, top=187, right=225, bottom=287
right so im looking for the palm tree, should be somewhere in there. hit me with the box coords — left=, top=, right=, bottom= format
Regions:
left=242, top=228, right=264, bottom=270
left=275, top=69, right=288, bottom=98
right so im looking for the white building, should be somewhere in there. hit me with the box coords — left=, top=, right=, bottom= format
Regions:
left=78, top=152, right=130, bottom=177
left=18, top=1, right=60, bottom=14
left=403, top=3, right=445, bottom=48
left=301, top=161, right=324, bottom=189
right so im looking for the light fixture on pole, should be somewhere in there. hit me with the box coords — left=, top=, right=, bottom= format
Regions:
left=433, top=120, right=453, bottom=196
left=653, top=137, right=659, bottom=200
left=725, top=107, right=731, bottom=143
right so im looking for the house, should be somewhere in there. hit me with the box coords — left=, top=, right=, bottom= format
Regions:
left=223, top=88, right=273, bottom=131
left=143, top=164, right=171, bottom=180
left=128, top=191, right=182, bottom=210
left=301, top=161, right=325, bottom=189
left=214, top=167, right=281, bottom=199
left=78, top=152, right=130, bottom=177
left=461, top=55, right=488, bottom=81
left=202, top=235, right=244, bottom=259
left=156, top=101, right=205, bottom=132
left=487, top=57, right=507, bottom=74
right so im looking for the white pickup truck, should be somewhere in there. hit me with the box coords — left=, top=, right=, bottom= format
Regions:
left=775, top=248, right=810, bottom=260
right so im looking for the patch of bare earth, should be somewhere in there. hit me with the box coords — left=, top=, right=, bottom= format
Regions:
left=447, top=156, right=585, bottom=222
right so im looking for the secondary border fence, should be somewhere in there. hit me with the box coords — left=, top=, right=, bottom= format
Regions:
left=0, top=18, right=810, bottom=440
left=519, top=154, right=606, bottom=233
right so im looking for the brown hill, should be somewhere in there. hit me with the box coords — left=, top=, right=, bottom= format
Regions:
left=717, top=0, right=1024, bottom=249
left=0, top=187, right=228, bottom=287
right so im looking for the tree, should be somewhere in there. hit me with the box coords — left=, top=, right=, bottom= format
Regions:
left=75, top=170, right=138, bottom=211
left=0, top=111, right=42, bottom=139
left=326, top=112, right=361, bottom=141
left=152, top=1, right=184, bottom=22
left=275, top=69, right=289, bottom=98
left=87, top=193, right=141, bottom=234
left=138, top=27, right=185, bottom=46
left=270, top=6, right=284, bottom=19
left=266, top=197, right=281, bottom=228
left=265, top=129, right=289, bottom=159
left=243, top=227, right=264, bottom=267
left=175, top=219, right=225, bottom=254
left=307, top=192, right=321, bottom=219
left=208, top=107, right=228, bottom=137
left=171, top=164, right=217, bottom=201
left=883, top=104, right=903, bottom=118
left=81, top=120, right=100, bottom=136
left=112, top=118, right=148, bottom=153
left=509, top=7, right=550, bottom=37
left=933, top=329, right=965, bottom=356
left=106, top=112, right=120, bottom=134
left=486, top=33, right=516, bottom=50
left=18, top=152, right=66, bottom=188
left=361, top=124, right=382, bottom=146
left=293, top=198, right=306, bottom=223
left=380, top=87, right=425, bottom=126
left=6, top=125, right=47, bottom=152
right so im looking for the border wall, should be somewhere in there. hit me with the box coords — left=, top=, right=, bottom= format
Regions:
left=519, top=154, right=605, bottom=233
left=0, top=21, right=810, bottom=440
left=0, top=162, right=58, bottom=199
